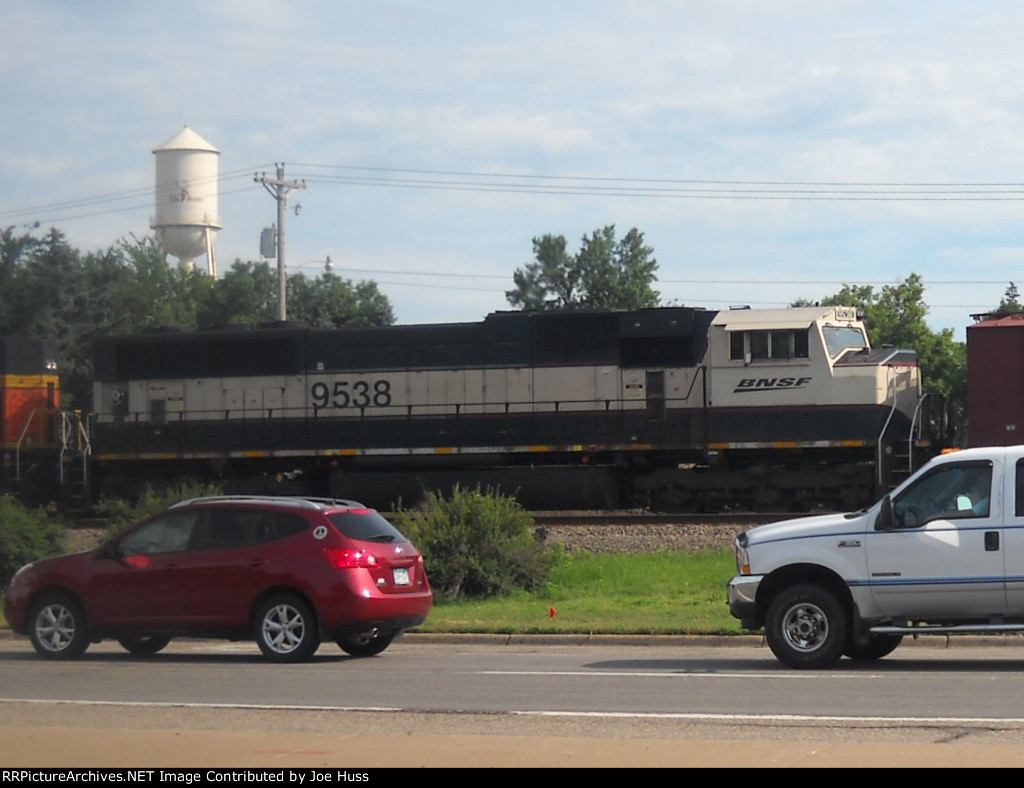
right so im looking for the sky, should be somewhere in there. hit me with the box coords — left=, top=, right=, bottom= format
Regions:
left=5, top=1, right=1024, bottom=340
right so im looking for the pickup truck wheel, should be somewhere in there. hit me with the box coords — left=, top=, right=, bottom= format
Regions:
left=844, top=633, right=903, bottom=661
left=765, top=584, right=847, bottom=669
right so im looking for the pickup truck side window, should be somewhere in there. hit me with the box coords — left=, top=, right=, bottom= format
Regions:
left=890, top=460, right=992, bottom=529
left=1017, top=459, right=1024, bottom=517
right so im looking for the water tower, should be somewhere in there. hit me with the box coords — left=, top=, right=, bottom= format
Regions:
left=151, top=126, right=221, bottom=276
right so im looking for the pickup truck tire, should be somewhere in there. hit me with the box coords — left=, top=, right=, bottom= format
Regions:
left=843, top=633, right=903, bottom=661
left=765, top=584, right=847, bottom=669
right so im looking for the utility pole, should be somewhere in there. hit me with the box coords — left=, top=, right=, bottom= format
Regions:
left=255, top=164, right=306, bottom=321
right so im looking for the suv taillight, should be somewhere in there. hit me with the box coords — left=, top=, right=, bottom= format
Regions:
left=324, top=547, right=378, bottom=569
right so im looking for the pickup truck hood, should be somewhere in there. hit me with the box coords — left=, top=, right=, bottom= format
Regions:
left=742, top=510, right=871, bottom=546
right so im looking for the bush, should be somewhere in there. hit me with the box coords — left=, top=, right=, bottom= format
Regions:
left=393, top=485, right=560, bottom=602
left=96, top=481, right=224, bottom=537
left=0, top=495, right=66, bottom=587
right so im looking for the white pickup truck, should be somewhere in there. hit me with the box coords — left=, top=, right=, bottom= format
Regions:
left=728, top=445, right=1024, bottom=668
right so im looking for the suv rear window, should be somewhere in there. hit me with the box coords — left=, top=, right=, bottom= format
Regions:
left=328, top=510, right=409, bottom=543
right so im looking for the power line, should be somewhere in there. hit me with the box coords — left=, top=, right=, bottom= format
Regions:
left=291, top=163, right=1024, bottom=200
left=8, top=161, right=1024, bottom=230
left=0, top=166, right=274, bottom=227
left=337, top=267, right=1024, bottom=288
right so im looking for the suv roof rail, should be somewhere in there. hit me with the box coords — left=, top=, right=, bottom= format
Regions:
left=170, top=495, right=370, bottom=511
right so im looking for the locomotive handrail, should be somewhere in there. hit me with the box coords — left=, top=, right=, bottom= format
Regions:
left=12, top=407, right=91, bottom=491
left=13, top=407, right=51, bottom=484
left=906, top=391, right=937, bottom=471
left=875, top=368, right=901, bottom=489
left=58, top=410, right=91, bottom=490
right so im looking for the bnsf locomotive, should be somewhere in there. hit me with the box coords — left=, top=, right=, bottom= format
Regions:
left=78, top=304, right=947, bottom=511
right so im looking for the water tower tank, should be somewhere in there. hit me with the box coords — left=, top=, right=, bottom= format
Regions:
left=151, top=126, right=222, bottom=276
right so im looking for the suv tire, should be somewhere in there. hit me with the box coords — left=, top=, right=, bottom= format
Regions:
left=28, top=593, right=89, bottom=660
left=255, top=594, right=320, bottom=663
left=118, top=635, right=172, bottom=656
left=337, top=631, right=395, bottom=657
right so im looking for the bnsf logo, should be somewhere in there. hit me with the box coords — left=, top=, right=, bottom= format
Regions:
left=734, top=377, right=812, bottom=393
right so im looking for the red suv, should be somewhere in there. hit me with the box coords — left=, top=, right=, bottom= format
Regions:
left=3, top=496, right=432, bottom=662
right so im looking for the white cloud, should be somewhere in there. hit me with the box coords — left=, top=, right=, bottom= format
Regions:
left=3, top=1, right=1024, bottom=338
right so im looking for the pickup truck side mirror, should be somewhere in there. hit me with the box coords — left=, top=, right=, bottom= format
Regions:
left=875, top=495, right=894, bottom=531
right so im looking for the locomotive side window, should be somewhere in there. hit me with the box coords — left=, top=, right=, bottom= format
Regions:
left=730, top=329, right=809, bottom=362
left=730, top=332, right=744, bottom=360
left=749, top=332, right=769, bottom=360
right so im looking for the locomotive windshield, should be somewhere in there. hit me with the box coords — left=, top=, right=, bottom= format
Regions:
left=822, top=325, right=868, bottom=358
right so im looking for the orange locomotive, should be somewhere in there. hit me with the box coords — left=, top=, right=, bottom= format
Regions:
left=0, top=337, right=63, bottom=498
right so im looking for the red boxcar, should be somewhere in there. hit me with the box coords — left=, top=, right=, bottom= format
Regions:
left=967, top=314, right=1024, bottom=447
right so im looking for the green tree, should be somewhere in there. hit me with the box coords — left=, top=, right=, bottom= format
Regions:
left=195, top=260, right=279, bottom=328
left=287, top=272, right=395, bottom=327
left=107, top=235, right=210, bottom=331
left=0, top=225, right=42, bottom=333
left=996, top=282, right=1024, bottom=315
left=5, top=228, right=80, bottom=339
left=0, top=229, right=399, bottom=405
left=507, top=225, right=660, bottom=310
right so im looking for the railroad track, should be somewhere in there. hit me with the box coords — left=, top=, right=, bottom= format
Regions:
left=70, top=509, right=817, bottom=531
left=529, top=510, right=815, bottom=527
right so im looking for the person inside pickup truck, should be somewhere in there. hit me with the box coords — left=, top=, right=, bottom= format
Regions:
left=956, top=473, right=991, bottom=517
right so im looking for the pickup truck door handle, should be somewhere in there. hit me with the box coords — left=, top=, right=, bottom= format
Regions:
left=985, top=531, right=1000, bottom=551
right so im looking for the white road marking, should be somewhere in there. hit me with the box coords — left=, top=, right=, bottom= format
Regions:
left=478, top=669, right=883, bottom=679
left=4, top=698, right=1024, bottom=727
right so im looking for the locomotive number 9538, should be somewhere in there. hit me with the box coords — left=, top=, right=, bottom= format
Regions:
left=311, top=379, right=393, bottom=410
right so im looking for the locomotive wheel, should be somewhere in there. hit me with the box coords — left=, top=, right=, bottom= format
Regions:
left=650, top=485, right=699, bottom=514
left=750, top=483, right=792, bottom=513
left=835, top=484, right=871, bottom=510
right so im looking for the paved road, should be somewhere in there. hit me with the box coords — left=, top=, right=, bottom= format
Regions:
left=4, top=633, right=1024, bottom=768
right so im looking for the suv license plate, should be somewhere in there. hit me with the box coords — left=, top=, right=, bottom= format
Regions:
left=393, top=567, right=410, bottom=586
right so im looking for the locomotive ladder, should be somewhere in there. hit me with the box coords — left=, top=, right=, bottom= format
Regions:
left=876, top=390, right=939, bottom=491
